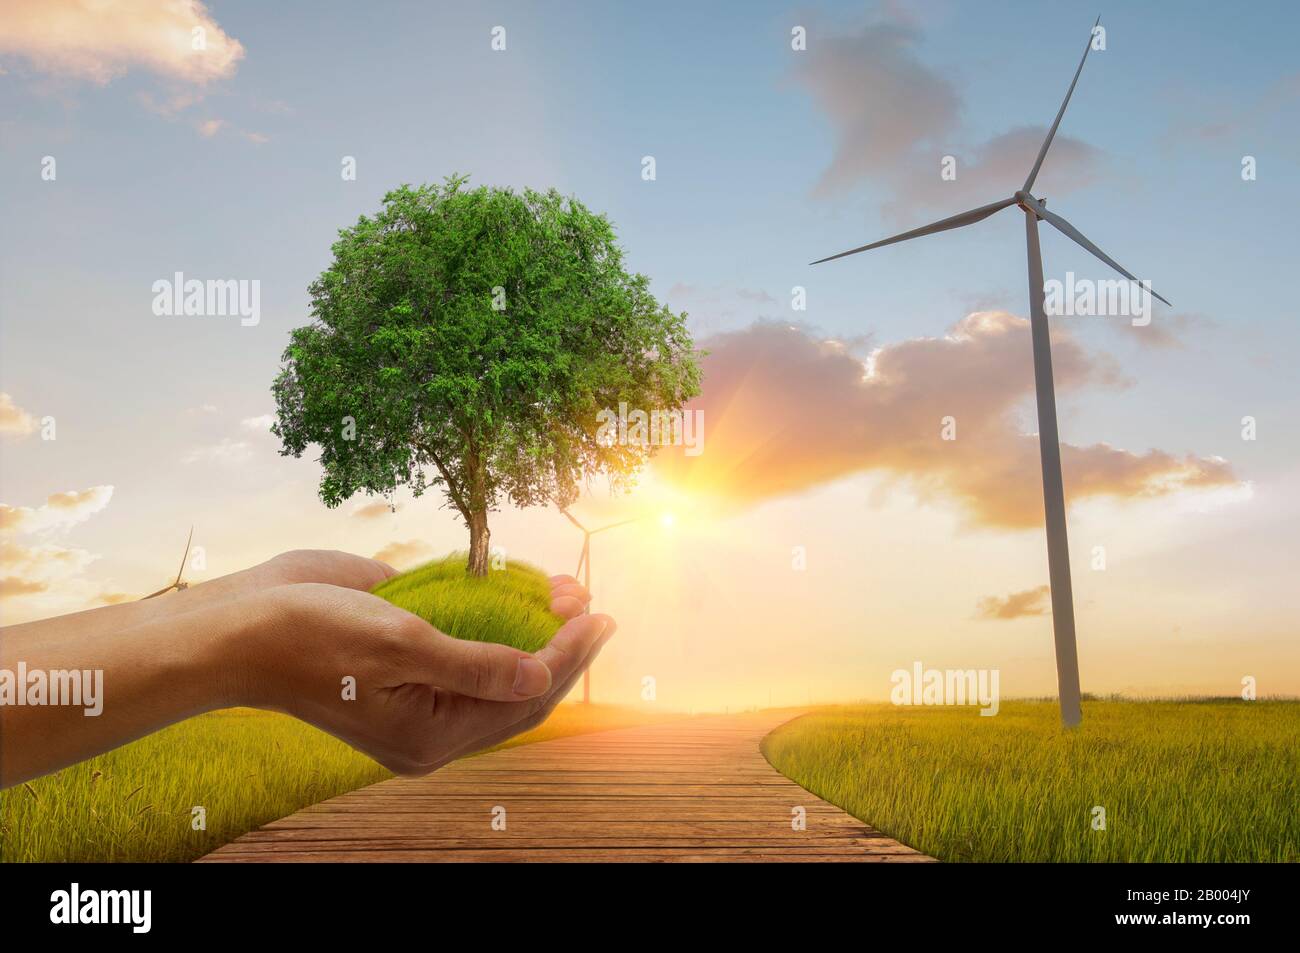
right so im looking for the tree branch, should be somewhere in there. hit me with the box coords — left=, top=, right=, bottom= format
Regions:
left=425, top=446, right=471, bottom=517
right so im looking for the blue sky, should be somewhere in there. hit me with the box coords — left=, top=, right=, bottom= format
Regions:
left=2, top=1, right=1297, bottom=704
left=5, top=1, right=1297, bottom=457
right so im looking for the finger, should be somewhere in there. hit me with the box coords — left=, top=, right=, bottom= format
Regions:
left=533, top=612, right=614, bottom=684
left=550, top=582, right=590, bottom=602
left=550, top=595, right=587, bottom=619
left=269, top=550, right=398, bottom=591
left=322, top=552, right=398, bottom=589
left=548, top=574, right=578, bottom=587
left=440, top=619, right=618, bottom=759
left=425, top=613, right=614, bottom=754
left=519, top=619, right=616, bottom=713
left=404, top=627, right=553, bottom=701
left=549, top=581, right=590, bottom=618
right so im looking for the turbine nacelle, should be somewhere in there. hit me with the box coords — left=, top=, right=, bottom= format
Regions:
left=1014, top=191, right=1052, bottom=220
left=1013, top=190, right=1040, bottom=214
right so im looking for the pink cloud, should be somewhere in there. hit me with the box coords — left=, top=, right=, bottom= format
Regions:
left=652, top=316, right=1236, bottom=528
left=976, top=585, right=1051, bottom=620
left=0, top=0, right=244, bottom=86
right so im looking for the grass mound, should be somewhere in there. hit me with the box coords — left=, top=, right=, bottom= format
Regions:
left=370, top=552, right=563, bottom=653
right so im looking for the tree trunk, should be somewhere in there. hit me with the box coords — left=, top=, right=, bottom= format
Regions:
left=467, top=510, right=490, bottom=577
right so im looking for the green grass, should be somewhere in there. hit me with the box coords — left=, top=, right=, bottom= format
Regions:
left=371, top=553, right=562, bottom=652
left=1, top=553, right=595, bottom=863
left=1, top=704, right=678, bottom=863
left=761, top=698, right=1300, bottom=862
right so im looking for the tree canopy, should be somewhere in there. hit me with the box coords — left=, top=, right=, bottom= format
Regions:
left=273, top=177, right=702, bottom=574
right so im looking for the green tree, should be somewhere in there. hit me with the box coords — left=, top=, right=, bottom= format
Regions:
left=273, top=177, right=702, bottom=576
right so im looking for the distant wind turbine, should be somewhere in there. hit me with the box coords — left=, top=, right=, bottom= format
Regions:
left=140, top=526, right=194, bottom=600
left=811, top=18, right=1169, bottom=727
left=559, top=509, right=642, bottom=704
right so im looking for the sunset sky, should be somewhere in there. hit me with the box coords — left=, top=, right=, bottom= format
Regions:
left=2, top=0, right=1297, bottom=709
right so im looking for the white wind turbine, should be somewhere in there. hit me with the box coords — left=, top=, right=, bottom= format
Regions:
left=811, top=18, right=1169, bottom=727
left=559, top=509, right=643, bottom=704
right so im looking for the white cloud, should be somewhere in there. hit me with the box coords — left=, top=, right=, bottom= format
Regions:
left=0, top=392, right=37, bottom=437
left=195, top=118, right=270, bottom=143
left=240, top=414, right=275, bottom=432
left=0, top=486, right=114, bottom=535
left=353, top=499, right=401, bottom=519
left=0, top=0, right=245, bottom=86
left=183, top=438, right=251, bottom=465
left=976, top=585, right=1051, bottom=620
left=196, top=117, right=227, bottom=138
left=0, top=539, right=99, bottom=600
left=654, top=317, right=1236, bottom=527
left=373, top=539, right=432, bottom=569
left=0, top=486, right=113, bottom=613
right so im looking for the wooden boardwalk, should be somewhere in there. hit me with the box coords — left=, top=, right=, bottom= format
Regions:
left=199, top=711, right=933, bottom=863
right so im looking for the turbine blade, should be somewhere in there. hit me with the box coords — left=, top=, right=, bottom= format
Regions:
left=1035, top=203, right=1170, bottom=306
left=590, top=517, right=642, bottom=535
left=1023, top=17, right=1100, bottom=192
left=175, top=525, right=194, bottom=586
left=810, top=197, right=1016, bottom=265
left=140, top=585, right=174, bottom=600
left=560, top=508, right=587, bottom=533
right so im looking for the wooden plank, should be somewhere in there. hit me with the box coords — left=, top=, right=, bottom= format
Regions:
left=210, top=837, right=921, bottom=853
left=286, top=785, right=818, bottom=798
left=233, top=823, right=885, bottom=841
left=200, top=849, right=933, bottom=863
left=259, top=816, right=852, bottom=832
left=198, top=712, right=933, bottom=863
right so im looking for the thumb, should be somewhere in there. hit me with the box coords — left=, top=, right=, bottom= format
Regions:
left=410, top=629, right=553, bottom=701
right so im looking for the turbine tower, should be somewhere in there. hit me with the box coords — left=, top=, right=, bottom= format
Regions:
left=559, top=509, right=641, bottom=704
left=141, top=526, right=195, bottom=600
left=811, top=18, right=1168, bottom=727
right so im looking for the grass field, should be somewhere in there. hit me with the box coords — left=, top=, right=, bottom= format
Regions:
left=372, top=554, right=562, bottom=652
left=0, top=703, right=676, bottom=863
left=762, top=698, right=1299, bottom=862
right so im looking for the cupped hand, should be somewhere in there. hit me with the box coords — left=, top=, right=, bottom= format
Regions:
left=231, top=571, right=615, bottom=775
left=1, top=551, right=614, bottom=788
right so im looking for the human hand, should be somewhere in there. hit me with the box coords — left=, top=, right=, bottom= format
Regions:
left=0, top=551, right=614, bottom=786
left=231, top=572, right=614, bottom=775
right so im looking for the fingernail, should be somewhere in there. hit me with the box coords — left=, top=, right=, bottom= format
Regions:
left=513, top=657, right=551, bottom=697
